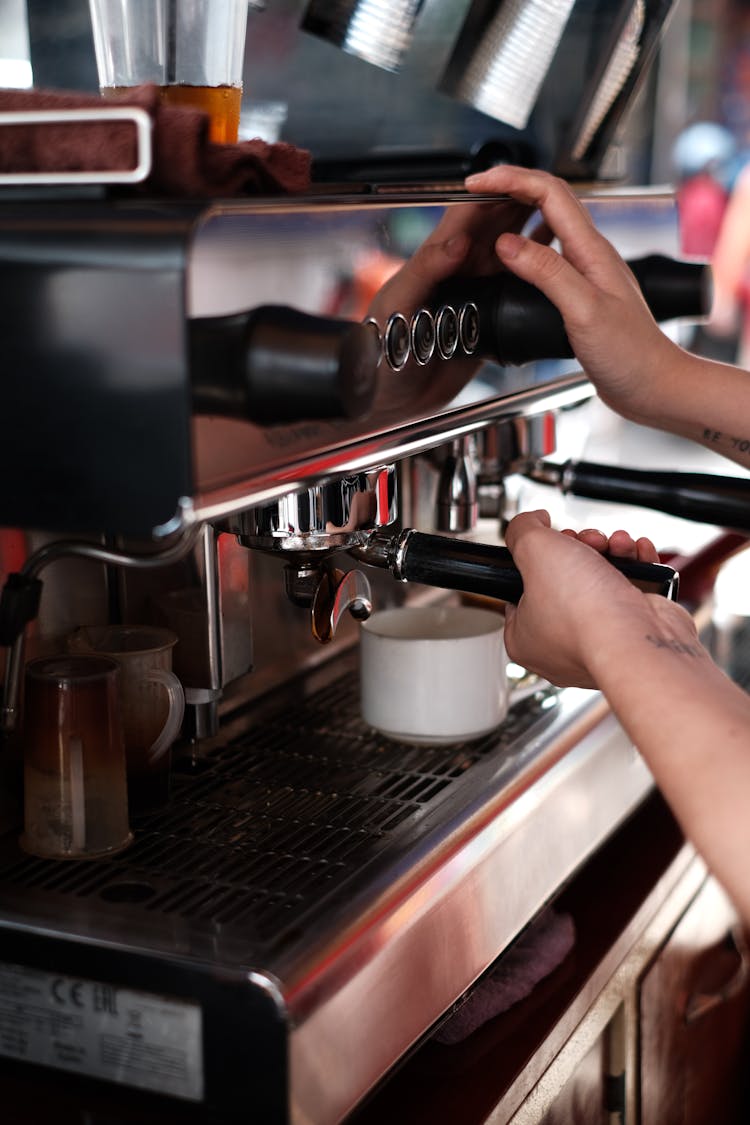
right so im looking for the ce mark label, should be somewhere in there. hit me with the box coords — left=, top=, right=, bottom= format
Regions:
left=49, top=977, right=119, bottom=1015
left=51, top=978, right=85, bottom=1007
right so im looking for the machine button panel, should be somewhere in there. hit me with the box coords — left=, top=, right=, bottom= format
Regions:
left=375, top=300, right=480, bottom=372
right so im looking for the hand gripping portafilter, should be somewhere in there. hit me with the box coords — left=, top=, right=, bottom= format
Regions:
left=352, top=529, right=679, bottom=602
left=236, top=471, right=678, bottom=648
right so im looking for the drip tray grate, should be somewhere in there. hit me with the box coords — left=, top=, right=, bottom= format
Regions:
left=0, top=672, right=556, bottom=958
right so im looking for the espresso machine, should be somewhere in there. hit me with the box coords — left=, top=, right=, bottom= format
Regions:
left=0, top=178, right=717, bottom=1124
left=0, top=1, right=744, bottom=1122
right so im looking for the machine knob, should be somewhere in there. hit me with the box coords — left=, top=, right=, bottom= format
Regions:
left=190, top=305, right=380, bottom=424
left=435, top=254, right=711, bottom=366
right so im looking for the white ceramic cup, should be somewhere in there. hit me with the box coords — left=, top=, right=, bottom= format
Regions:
left=360, top=605, right=508, bottom=744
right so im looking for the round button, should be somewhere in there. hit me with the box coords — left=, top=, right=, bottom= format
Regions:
left=459, top=302, right=480, bottom=354
left=384, top=312, right=411, bottom=371
left=436, top=305, right=458, bottom=359
left=410, top=308, right=436, bottom=365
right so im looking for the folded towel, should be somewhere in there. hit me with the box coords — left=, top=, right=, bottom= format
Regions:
left=434, top=907, right=576, bottom=1045
left=0, top=85, right=311, bottom=196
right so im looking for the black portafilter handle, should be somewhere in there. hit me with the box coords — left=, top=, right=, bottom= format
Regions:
left=530, top=459, right=750, bottom=534
left=189, top=305, right=380, bottom=425
left=435, top=254, right=711, bottom=365
left=387, top=530, right=679, bottom=602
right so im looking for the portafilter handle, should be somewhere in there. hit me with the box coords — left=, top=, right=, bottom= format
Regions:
left=353, top=529, right=679, bottom=601
left=528, top=459, right=750, bottom=534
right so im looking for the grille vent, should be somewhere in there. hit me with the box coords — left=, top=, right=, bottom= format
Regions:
left=0, top=674, right=553, bottom=957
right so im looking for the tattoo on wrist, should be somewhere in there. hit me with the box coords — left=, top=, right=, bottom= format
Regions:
left=645, top=633, right=703, bottom=657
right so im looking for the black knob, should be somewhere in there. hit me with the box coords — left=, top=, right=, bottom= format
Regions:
left=190, top=305, right=380, bottom=425
left=435, top=254, right=711, bottom=366
left=628, top=254, right=712, bottom=323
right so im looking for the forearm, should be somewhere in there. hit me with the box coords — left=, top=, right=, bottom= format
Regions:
left=587, top=602, right=750, bottom=921
left=461, top=166, right=750, bottom=470
left=609, top=341, right=750, bottom=470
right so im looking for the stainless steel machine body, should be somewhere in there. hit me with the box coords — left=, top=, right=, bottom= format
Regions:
left=0, top=0, right=714, bottom=1113
left=0, top=186, right=687, bottom=1122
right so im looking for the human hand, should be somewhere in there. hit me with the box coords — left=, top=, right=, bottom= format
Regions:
left=503, top=510, right=693, bottom=688
left=365, top=195, right=539, bottom=410
left=367, top=193, right=535, bottom=325
left=464, top=165, right=682, bottom=422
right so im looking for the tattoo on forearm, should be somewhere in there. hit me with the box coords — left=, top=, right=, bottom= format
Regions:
left=645, top=633, right=703, bottom=657
left=702, top=428, right=750, bottom=456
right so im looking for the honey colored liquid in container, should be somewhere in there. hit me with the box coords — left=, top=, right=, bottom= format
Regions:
left=105, top=84, right=242, bottom=144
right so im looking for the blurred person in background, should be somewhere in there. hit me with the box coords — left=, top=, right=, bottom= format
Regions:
left=709, top=160, right=750, bottom=367
left=672, top=120, right=740, bottom=362
left=673, top=120, right=735, bottom=258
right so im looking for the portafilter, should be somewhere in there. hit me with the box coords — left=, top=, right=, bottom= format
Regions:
left=230, top=461, right=679, bottom=645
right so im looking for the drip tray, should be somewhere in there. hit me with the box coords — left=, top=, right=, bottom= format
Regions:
left=0, top=669, right=562, bottom=964
left=0, top=664, right=655, bottom=1124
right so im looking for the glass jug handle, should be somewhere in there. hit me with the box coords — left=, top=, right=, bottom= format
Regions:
left=146, top=669, right=185, bottom=764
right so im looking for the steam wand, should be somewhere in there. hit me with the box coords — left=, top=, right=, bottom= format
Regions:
left=0, top=525, right=203, bottom=734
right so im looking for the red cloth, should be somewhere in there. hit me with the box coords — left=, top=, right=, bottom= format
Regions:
left=0, top=85, right=311, bottom=197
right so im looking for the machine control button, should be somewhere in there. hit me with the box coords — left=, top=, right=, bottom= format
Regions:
left=459, top=301, right=479, bottom=354
left=436, top=305, right=458, bottom=359
left=410, top=308, right=436, bottom=365
left=384, top=312, right=411, bottom=371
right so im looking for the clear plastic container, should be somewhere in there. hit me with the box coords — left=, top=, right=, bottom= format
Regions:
left=89, top=0, right=249, bottom=142
left=69, top=626, right=184, bottom=816
left=22, top=654, right=132, bottom=859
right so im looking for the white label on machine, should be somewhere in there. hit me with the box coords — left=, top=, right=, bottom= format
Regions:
left=0, top=961, right=204, bottom=1101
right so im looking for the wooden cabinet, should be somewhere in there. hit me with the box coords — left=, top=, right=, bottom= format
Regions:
left=531, top=877, right=750, bottom=1125
left=640, top=878, right=750, bottom=1125
left=351, top=795, right=750, bottom=1125
left=535, top=1029, right=614, bottom=1125
left=531, top=879, right=750, bottom=1125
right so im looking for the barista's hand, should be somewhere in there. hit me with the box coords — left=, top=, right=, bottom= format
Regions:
left=367, top=193, right=534, bottom=322
left=365, top=196, right=540, bottom=408
left=562, top=525, right=660, bottom=565
left=464, top=165, right=682, bottom=422
left=503, top=509, right=695, bottom=688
